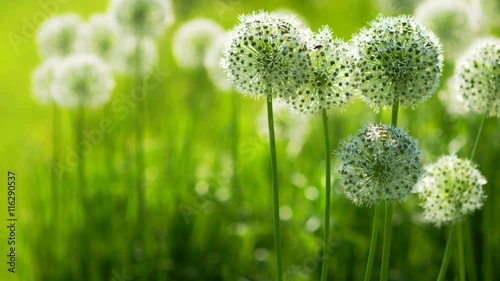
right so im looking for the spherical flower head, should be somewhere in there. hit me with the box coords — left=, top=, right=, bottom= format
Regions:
left=453, top=38, right=500, bottom=117
left=36, top=14, right=83, bottom=59
left=78, top=14, right=121, bottom=67
left=204, top=33, right=232, bottom=91
left=415, top=155, right=487, bottom=226
left=282, top=26, right=355, bottom=114
left=52, top=54, right=114, bottom=108
left=221, top=11, right=312, bottom=99
left=31, top=58, right=61, bottom=105
left=414, top=0, right=478, bottom=59
left=337, top=124, right=423, bottom=206
left=110, top=0, right=174, bottom=38
left=351, top=15, right=443, bottom=111
left=114, top=37, right=158, bottom=76
left=173, top=19, right=225, bottom=70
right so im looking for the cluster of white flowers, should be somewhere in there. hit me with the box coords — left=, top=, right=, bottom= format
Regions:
left=32, top=0, right=174, bottom=108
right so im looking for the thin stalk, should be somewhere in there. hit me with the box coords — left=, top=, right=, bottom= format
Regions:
left=457, top=223, right=466, bottom=281
left=320, top=109, right=332, bottom=281
left=266, top=94, right=283, bottom=281
left=437, top=225, right=456, bottom=281
left=231, top=92, right=241, bottom=206
left=75, top=103, right=86, bottom=201
left=380, top=99, right=399, bottom=281
left=134, top=37, right=146, bottom=229
left=380, top=202, right=393, bottom=281
left=469, top=113, right=486, bottom=160
left=364, top=204, right=382, bottom=281
left=51, top=103, right=60, bottom=219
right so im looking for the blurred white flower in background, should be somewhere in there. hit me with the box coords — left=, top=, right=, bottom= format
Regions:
left=31, top=58, right=60, bottom=105
left=114, top=37, right=159, bottom=76
left=204, top=33, right=233, bottom=92
left=36, top=14, right=83, bottom=59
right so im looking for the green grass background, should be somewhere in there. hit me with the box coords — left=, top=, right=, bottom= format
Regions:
left=0, top=0, right=499, bottom=280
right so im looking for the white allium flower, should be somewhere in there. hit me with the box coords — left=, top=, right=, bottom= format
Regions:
left=204, top=33, right=232, bottom=91
left=416, top=155, right=487, bottom=226
left=282, top=26, right=355, bottom=114
left=221, top=11, right=312, bottom=99
left=173, top=19, right=225, bottom=70
left=36, top=14, right=83, bottom=59
left=375, top=0, right=421, bottom=15
left=115, top=37, right=158, bottom=76
left=109, top=0, right=174, bottom=38
left=52, top=54, right=114, bottom=108
left=337, top=124, right=423, bottom=206
left=351, top=15, right=444, bottom=111
left=31, top=58, right=61, bottom=105
left=414, top=0, right=478, bottom=59
left=453, top=38, right=500, bottom=117
left=77, top=14, right=121, bottom=67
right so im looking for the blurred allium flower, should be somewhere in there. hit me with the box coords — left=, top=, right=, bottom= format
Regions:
left=415, top=155, right=487, bottom=226
left=173, top=19, right=225, bottom=70
left=375, top=0, right=421, bottom=15
left=110, top=0, right=174, bottom=38
left=115, top=37, right=158, bottom=75
left=257, top=102, right=310, bottom=158
left=31, top=59, right=60, bottom=105
left=36, top=14, right=83, bottom=59
left=438, top=79, right=467, bottom=117
left=453, top=38, right=500, bottom=117
left=480, top=0, right=500, bottom=28
left=351, top=15, right=443, bottom=111
left=78, top=14, right=121, bottom=67
left=221, top=11, right=312, bottom=99
left=414, top=0, right=478, bottom=59
left=204, top=34, right=232, bottom=91
left=337, top=124, right=423, bottom=206
left=52, top=54, right=114, bottom=108
left=282, top=26, right=354, bottom=114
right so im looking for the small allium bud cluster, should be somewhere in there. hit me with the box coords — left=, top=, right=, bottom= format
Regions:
left=351, top=15, right=443, bottom=111
left=173, top=19, right=225, bottom=70
left=282, top=26, right=354, bottom=114
left=36, top=14, right=83, bottom=59
left=415, top=155, right=487, bottom=226
left=414, top=0, right=478, bottom=58
left=221, top=11, right=312, bottom=99
left=337, top=124, right=423, bottom=206
left=51, top=54, right=114, bottom=108
left=31, top=59, right=60, bottom=105
left=110, top=0, right=174, bottom=38
left=453, top=38, right=500, bottom=117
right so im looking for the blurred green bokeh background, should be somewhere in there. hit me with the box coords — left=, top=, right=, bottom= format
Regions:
left=0, top=0, right=499, bottom=280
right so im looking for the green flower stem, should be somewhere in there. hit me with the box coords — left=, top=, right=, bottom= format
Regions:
left=457, top=223, right=466, bottom=281
left=51, top=103, right=60, bottom=219
left=379, top=99, right=399, bottom=281
left=75, top=103, right=86, bottom=201
left=437, top=225, right=456, bottom=281
left=266, top=94, right=283, bottom=281
left=469, top=113, right=486, bottom=160
left=380, top=202, right=393, bottom=281
left=134, top=37, right=146, bottom=229
left=364, top=204, right=382, bottom=281
left=320, top=109, right=332, bottom=281
left=231, top=92, right=241, bottom=206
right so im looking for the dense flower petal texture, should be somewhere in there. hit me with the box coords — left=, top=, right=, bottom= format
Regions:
left=52, top=54, right=114, bottom=108
left=415, top=155, right=487, bottom=226
left=282, top=26, right=355, bottom=114
left=351, top=15, right=443, bottom=110
left=221, top=11, right=312, bottom=99
left=337, top=124, right=423, bottom=206
left=110, top=0, right=174, bottom=38
left=36, top=14, right=83, bottom=59
left=453, top=38, right=500, bottom=117
left=414, top=0, right=478, bottom=58
left=32, top=59, right=60, bottom=105
left=173, top=19, right=225, bottom=70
